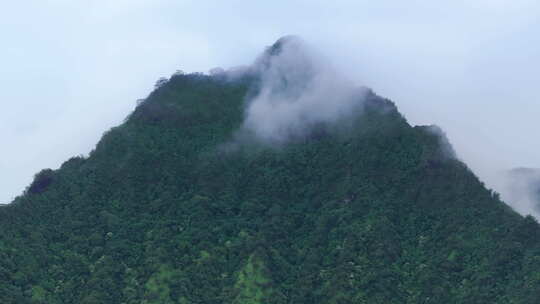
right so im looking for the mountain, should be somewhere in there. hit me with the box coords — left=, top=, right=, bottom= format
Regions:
left=1, top=37, right=540, bottom=304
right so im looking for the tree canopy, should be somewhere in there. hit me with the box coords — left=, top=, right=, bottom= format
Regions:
left=1, top=69, right=540, bottom=303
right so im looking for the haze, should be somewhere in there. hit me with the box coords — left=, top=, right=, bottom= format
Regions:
left=2, top=1, right=539, bottom=215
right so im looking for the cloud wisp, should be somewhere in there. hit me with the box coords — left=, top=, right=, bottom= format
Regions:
left=238, top=37, right=367, bottom=145
left=495, top=168, right=540, bottom=219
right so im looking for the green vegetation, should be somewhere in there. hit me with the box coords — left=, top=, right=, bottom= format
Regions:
left=1, top=51, right=540, bottom=303
left=233, top=252, right=274, bottom=304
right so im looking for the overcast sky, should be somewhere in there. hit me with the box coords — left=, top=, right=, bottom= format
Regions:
left=1, top=0, right=539, bottom=205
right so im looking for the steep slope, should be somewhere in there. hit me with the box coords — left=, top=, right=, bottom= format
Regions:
left=1, top=38, right=540, bottom=304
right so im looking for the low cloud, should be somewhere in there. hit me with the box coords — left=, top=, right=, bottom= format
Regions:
left=238, top=36, right=367, bottom=144
left=495, top=168, right=540, bottom=218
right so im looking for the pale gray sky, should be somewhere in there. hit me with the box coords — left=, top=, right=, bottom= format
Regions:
left=1, top=0, right=539, bottom=204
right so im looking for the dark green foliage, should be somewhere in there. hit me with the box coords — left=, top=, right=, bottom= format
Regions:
left=28, top=169, right=55, bottom=194
left=1, top=71, right=540, bottom=304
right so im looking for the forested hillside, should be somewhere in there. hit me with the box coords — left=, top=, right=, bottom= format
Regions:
left=1, top=38, right=540, bottom=303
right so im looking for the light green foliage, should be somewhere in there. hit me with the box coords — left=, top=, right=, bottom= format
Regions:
left=144, top=265, right=176, bottom=304
left=30, top=285, right=47, bottom=303
left=233, top=254, right=273, bottom=304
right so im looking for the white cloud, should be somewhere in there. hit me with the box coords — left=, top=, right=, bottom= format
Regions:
left=240, top=37, right=366, bottom=143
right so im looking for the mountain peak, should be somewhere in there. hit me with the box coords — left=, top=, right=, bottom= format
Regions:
left=243, top=35, right=378, bottom=144
left=267, top=35, right=303, bottom=55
